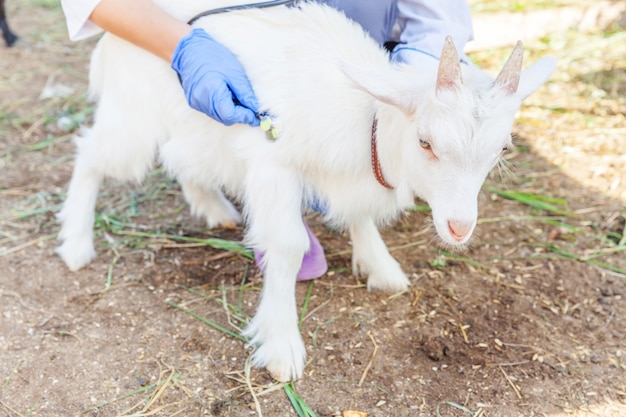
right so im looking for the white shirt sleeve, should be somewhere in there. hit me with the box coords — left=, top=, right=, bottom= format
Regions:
left=391, top=0, right=474, bottom=69
left=60, top=0, right=104, bottom=41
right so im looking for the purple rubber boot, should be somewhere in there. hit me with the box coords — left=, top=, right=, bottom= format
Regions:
left=254, top=220, right=328, bottom=281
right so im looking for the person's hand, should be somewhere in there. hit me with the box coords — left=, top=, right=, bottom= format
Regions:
left=171, top=28, right=260, bottom=126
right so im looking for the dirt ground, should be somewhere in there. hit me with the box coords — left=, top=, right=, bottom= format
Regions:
left=1, top=1, right=625, bottom=417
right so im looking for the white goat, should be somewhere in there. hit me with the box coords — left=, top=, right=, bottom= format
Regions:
left=56, top=0, right=556, bottom=381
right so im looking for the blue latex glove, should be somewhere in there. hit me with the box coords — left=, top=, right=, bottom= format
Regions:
left=171, top=28, right=260, bottom=127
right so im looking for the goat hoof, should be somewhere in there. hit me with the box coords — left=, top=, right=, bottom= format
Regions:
left=56, top=239, right=97, bottom=271
left=244, top=322, right=306, bottom=382
left=267, top=363, right=299, bottom=383
left=248, top=339, right=306, bottom=382
left=190, top=200, right=242, bottom=229
left=365, top=265, right=410, bottom=293
left=260, top=345, right=305, bottom=382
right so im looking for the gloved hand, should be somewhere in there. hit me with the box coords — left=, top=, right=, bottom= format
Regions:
left=171, top=28, right=260, bottom=126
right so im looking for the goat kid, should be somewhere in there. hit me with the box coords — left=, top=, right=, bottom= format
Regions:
left=56, top=1, right=556, bottom=381
left=0, top=0, right=17, bottom=47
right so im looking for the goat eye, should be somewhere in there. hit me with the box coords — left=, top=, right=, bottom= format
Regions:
left=419, top=138, right=431, bottom=150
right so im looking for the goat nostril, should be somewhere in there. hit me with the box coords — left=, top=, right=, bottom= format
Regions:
left=448, top=220, right=472, bottom=241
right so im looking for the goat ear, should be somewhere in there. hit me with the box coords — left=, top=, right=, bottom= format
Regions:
left=436, top=36, right=462, bottom=91
left=340, top=62, right=417, bottom=114
left=494, top=41, right=523, bottom=95
left=516, top=55, right=557, bottom=99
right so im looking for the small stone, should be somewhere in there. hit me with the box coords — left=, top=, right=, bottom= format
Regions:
left=343, top=411, right=367, bottom=417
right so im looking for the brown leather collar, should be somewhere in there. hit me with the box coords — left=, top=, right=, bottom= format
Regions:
left=371, top=117, right=394, bottom=190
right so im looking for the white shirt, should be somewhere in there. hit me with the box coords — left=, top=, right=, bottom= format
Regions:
left=61, top=0, right=102, bottom=41
left=61, top=0, right=473, bottom=66
left=393, top=0, right=473, bottom=69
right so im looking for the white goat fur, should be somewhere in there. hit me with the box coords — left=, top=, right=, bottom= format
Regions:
left=56, top=0, right=556, bottom=381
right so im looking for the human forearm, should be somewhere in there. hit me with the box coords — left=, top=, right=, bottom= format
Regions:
left=393, top=0, right=474, bottom=67
left=89, top=0, right=190, bottom=62
left=89, top=0, right=259, bottom=126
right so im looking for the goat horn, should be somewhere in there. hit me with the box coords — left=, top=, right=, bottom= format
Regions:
left=436, top=36, right=462, bottom=91
left=495, top=41, right=523, bottom=95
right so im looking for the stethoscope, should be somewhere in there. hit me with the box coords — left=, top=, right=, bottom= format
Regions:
left=188, top=0, right=295, bottom=25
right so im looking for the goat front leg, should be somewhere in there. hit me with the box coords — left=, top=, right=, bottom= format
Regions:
left=242, top=164, right=308, bottom=382
left=350, top=218, right=409, bottom=293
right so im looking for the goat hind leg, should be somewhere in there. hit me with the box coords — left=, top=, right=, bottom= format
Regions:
left=350, top=218, right=409, bottom=292
left=179, top=180, right=241, bottom=229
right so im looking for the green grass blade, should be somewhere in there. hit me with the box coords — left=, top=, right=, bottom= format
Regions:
left=547, top=244, right=578, bottom=260
left=436, top=401, right=479, bottom=417
left=585, top=259, right=626, bottom=275
left=299, top=281, right=314, bottom=330
left=547, top=244, right=626, bottom=275
left=489, top=188, right=576, bottom=218
left=103, top=254, right=121, bottom=292
left=284, top=383, right=317, bottom=417
left=88, top=373, right=181, bottom=413
left=114, top=229, right=253, bottom=258
left=284, top=384, right=305, bottom=416
left=439, top=250, right=492, bottom=271
left=166, top=301, right=247, bottom=342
